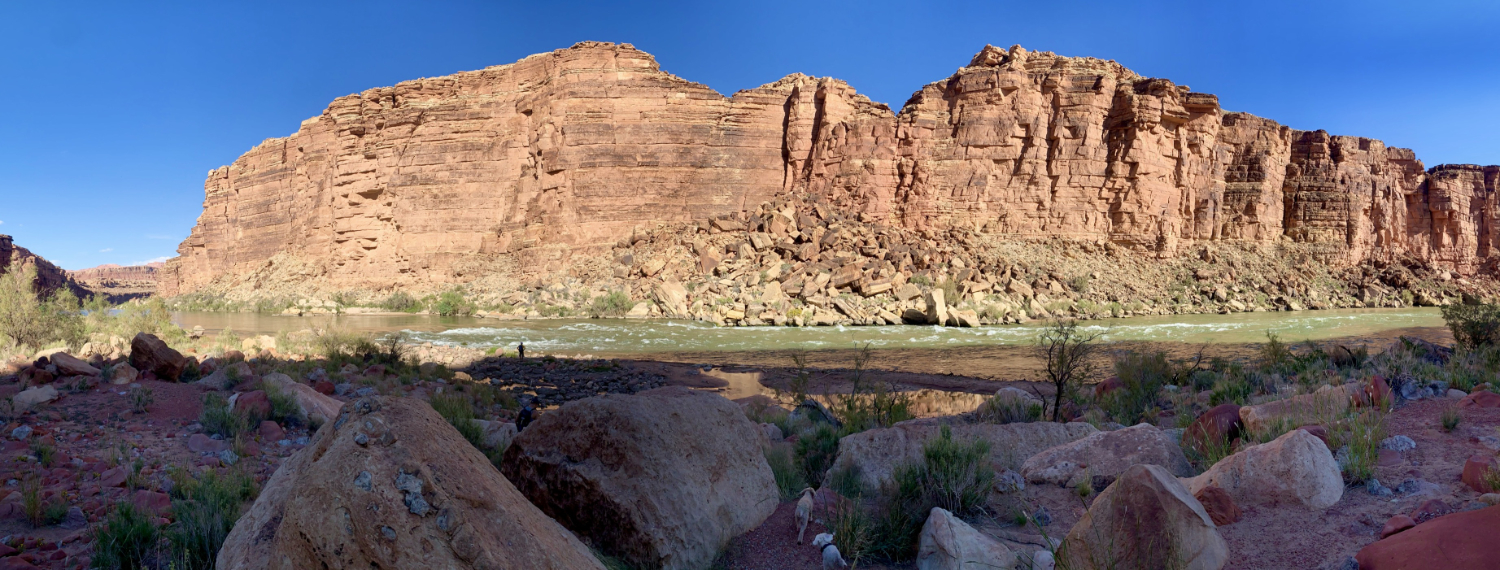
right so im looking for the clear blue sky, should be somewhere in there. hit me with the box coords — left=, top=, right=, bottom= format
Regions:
left=3, top=0, right=1498, bottom=270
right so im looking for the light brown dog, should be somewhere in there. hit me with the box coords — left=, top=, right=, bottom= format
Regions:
left=795, top=487, right=816, bottom=544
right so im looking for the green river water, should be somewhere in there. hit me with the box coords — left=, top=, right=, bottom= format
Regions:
left=171, top=307, right=1446, bottom=356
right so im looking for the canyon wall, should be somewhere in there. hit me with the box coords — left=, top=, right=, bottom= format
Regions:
left=162, top=42, right=1499, bottom=296
left=0, top=235, right=89, bottom=299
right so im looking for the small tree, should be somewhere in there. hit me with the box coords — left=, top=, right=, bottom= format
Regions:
left=1036, top=319, right=1105, bottom=422
left=1441, top=303, right=1500, bottom=349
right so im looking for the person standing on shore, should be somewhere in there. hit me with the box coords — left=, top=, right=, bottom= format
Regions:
left=518, top=342, right=526, bottom=359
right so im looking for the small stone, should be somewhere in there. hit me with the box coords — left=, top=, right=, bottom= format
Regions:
left=380, top=526, right=396, bottom=541
left=354, top=471, right=372, bottom=492
left=354, top=433, right=369, bottom=446
left=1380, top=514, right=1416, bottom=539
left=1380, top=435, right=1416, bottom=452
left=995, top=469, right=1025, bottom=494
left=1032, top=507, right=1052, bottom=527
left=9, top=426, right=31, bottom=441
left=218, top=449, right=239, bottom=466
left=1366, top=478, right=1393, bottom=496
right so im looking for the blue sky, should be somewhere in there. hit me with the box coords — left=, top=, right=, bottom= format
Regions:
left=2, top=0, right=1498, bottom=270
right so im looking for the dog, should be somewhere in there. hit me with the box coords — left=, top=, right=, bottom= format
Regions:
left=811, top=533, right=848, bottom=569
left=794, top=487, right=816, bottom=544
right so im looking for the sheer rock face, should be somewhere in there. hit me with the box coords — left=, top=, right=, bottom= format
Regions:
left=0, top=235, right=89, bottom=298
left=163, top=42, right=1500, bottom=296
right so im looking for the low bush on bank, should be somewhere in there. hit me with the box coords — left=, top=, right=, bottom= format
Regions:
left=1442, top=303, right=1500, bottom=349
left=589, top=291, right=636, bottom=318
left=0, top=265, right=85, bottom=352
left=432, top=290, right=477, bottom=317
left=380, top=291, right=423, bottom=313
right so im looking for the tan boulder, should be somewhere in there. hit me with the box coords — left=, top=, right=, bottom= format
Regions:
left=831, top=418, right=1098, bottom=488
left=130, top=333, right=186, bottom=381
left=655, top=280, right=690, bottom=317
left=1062, top=464, right=1227, bottom=570
left=261, top=373, right=344, bottom=426
left=917, top=507, right=1017, bottom=570
left=216, top=397, right=603, bottom=570
left=1184, top=428, right=1342, bottom=509
left=1022, top=423, right=1193, bottom=487
left=1238, top=384, right=1352, bottom=435
left=925, top=288, right=948, bottom=325
left=501, top=387, right=777, bottom=570
left=49, top=353, right=99, bottom=377
left=13, top=385, right=59, bottom=410
left=110, top=363, right=139, bottom=385
left=895, top=283, right=923, bottom=302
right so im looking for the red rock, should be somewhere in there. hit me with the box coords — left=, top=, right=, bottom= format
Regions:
left=99, top=467, right=126, bottom=488
left=313, top=380, right=335, bottom=395
left=1462, top=455, right=1499, bottom=493
left=258, top=420, right=285, bottom=441
left=1410, top=499, right=1450, bottom=524
left=130, top=333, right=186, bottom=381
left=1183, top=404, right=1242, bottom=454
left=1459, top=390, right=1500, bottom=409
left=158, top=43, right=1500, bottom=299
left=1192, top=484, right=1241, bottom=526
left=186, top=433, right=228, bottom=454
left=0, top=546, right=11, bottom=558
left=1296, top=425, right=1329, bottom=447
left=1357, top=504, right=1500, bottom=569
left=1358, top=376, right=1393, bottom=409
left=0, top=236, right=87, bottom=301
left=234, top=390, right=271, bottom=419
left=1093, top=376, right=1124, bottom=397
left=0, top=556, right=38, bottom=570
left=132, top=490, right=171, bottom=516
left=1377, top=448, right=1404, bottom=468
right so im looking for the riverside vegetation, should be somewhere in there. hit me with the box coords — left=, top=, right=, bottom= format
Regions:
left=5, top=258, right=1500, bottom=568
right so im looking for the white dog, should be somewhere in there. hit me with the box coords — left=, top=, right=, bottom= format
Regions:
left=811, top=533, right=848, bottom=569
left=795, top=487, right=816, bottom=544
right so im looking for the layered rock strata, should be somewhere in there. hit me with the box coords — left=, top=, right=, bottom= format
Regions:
left=163, top=41, right=1500, bottom=302
left=0, top=235, right=90, bottom=299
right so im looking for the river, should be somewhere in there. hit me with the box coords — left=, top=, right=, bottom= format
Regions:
left=172, top=307, right=1447, bottom=356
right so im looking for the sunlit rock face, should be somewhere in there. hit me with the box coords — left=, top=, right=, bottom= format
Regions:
left=162, top=42, right=1500, bottom=296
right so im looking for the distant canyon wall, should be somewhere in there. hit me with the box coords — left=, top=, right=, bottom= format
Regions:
left=0, top=235, right=89, bottom=299
left=161, top=42, right=1499, bottom=296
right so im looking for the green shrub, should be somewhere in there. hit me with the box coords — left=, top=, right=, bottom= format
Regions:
left=166, top=468, right=258, bottom=569
left=200, top=393, right=248, bottom=439
left=828, top=463, right=867, bottom=500
left=1339, top=410, right=1386, bottom=483
left=92, top=502, right=161, bottom=569
left=861, top=425, right=994, bottom=562
left=1208, top=377, right=1252, bottom=406
left=974, top=393, right=1044, bottom=424
left=129, top=386, right=155, bottom=414
left=589, top=291, right=636, bottom=318
left=261, top=382, right=304, bottom=427
left=764, top=442, right=806, bottom=500
left=796, top=424, right=841, bottom=488
left=1442, top=407, right=1461, bottom=432
left=1102, top=351, right=1183, bottom=425
left=434, top=290, right=476, bottom=317
left=30, top=441, right=56, bottom=468
left=1443, top=303, right=1500, bottom=349
left=429, top=392, right=487, bottom=450
left=0, top=265, right=85, bottom=351
left=380, top=291, right=422, bottom=312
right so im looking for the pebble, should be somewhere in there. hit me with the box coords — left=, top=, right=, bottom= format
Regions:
left=1380, top=435, right=1416, bottom=452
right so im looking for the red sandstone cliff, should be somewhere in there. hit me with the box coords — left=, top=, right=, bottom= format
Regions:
left=161, top=42, right=1500, bottom=297
left=0, top=235, right=90, bottom=299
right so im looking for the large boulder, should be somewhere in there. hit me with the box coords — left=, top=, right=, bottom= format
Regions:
left=501, top=387, right=777, bottom=570
left=1238, top=384, right=1353, bottom=435
left=831, top=418, right=1098, bottom=488
left=1184, top=429, right=1342, bottom=509
left=917, top=507, right=1016, bottom=570
left=129, top=333, right=186, bottom=381
left=1355, top=505, right=1500, bottom=569
left=1021, top=423, right=1192, bottom=487
left=12, top=385, right=58, bottom=411
left=1183, top=404, right=1241, bottom=454
left=261, top=372, right=343, bottom=425
left=1061, top=464, right=1227, bottom=570
left=48, top=353, right=98, bottom=377
left=216, top=397, right=603, bottom=570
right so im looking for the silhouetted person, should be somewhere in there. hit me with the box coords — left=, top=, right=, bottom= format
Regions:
left=517, top=399, right=535, bottom=431
left=517, top=342, right=526, bottom=359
